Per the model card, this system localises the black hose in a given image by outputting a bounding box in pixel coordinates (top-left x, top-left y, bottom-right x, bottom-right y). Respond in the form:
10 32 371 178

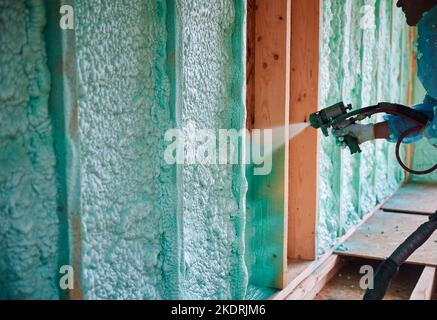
396 126 437 174
363 211 437 300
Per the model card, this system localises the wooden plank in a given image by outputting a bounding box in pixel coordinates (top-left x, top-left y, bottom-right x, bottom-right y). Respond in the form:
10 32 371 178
288 0 320 260
410 266 436 300
382 181 437 215
272 200 385 300
272 250 333 300
248 0 291 289
335 211 437 266
315 258 422 300
285 259 313 284
285 255 343 300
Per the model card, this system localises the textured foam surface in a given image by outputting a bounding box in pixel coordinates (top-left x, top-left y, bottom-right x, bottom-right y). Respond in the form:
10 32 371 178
317 0 411 255
75 0 176 299
74 0 247 299
411 71 437 182
411 139 437 182
0 0 59 299
175 0 247 299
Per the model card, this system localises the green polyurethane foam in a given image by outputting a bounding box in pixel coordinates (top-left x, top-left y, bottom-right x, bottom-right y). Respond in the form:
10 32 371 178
0 0 59 299
317 0 410 256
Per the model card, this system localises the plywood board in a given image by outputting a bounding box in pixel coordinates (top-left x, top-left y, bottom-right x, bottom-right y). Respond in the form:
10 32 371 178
335 211 437 266
382 181 437 215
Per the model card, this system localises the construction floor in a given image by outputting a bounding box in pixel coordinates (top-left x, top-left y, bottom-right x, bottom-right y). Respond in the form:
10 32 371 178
279 181 437 300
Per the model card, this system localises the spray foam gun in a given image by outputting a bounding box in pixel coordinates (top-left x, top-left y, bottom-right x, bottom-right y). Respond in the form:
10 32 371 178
309 102 437 174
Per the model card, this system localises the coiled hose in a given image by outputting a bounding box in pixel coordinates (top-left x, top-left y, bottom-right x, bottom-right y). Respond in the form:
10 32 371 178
396 125 437 175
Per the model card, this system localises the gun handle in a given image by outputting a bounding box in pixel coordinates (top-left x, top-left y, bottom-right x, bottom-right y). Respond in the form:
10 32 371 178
344 135 361 154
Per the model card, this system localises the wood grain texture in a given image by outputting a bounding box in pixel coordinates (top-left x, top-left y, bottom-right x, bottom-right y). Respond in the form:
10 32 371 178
335 211 437 266
273 201 384 300
285 255 343 300
288 0 319 260
382 181 437 215
246 0 256 130
248 0 291 289
405 27 418 182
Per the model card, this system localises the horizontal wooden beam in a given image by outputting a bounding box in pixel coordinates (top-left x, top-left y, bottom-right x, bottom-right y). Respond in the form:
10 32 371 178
285 255 343 300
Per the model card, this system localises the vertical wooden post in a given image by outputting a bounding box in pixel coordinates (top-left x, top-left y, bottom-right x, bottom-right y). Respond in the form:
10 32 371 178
288 0 320 260
248 0 291 289
45 0 83 299
246 0 256 131
405 27 418 182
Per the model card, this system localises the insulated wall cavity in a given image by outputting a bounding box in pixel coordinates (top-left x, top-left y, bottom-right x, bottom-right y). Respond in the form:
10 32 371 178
0 0 59 299
411 140 437 182
75 0 247 299
174 0 248 299
410 69 437 182
1 0 248 300
75 0 176 299
317 0 412 255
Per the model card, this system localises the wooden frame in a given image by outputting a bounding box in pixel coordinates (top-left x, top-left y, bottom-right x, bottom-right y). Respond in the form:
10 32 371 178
405 27 418 182
246 0 320 289
288 0 320 261
273 200 385 300
274 197 437 300
45 0 83 300
246 0 291 289
284 255 343 300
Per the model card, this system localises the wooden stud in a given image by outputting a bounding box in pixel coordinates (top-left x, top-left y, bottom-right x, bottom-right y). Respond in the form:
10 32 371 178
248 0 291 289
45 0 83 300
246 0 256 131
405 27 418 182
287 0 320 260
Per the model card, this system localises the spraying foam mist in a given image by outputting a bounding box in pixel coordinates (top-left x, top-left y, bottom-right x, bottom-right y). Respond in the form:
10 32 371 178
271 122 310 152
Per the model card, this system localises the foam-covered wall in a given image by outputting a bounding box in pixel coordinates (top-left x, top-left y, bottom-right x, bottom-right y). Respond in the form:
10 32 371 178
411 74 437 182
0 0 59 299
317 0 411 255
1 0 420 300
74 0 247 299
174 0 248 299
75 0 177 299
1 0 247 300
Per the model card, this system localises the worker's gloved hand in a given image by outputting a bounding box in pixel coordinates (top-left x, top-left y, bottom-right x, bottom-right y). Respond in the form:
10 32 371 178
333 124 375 148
